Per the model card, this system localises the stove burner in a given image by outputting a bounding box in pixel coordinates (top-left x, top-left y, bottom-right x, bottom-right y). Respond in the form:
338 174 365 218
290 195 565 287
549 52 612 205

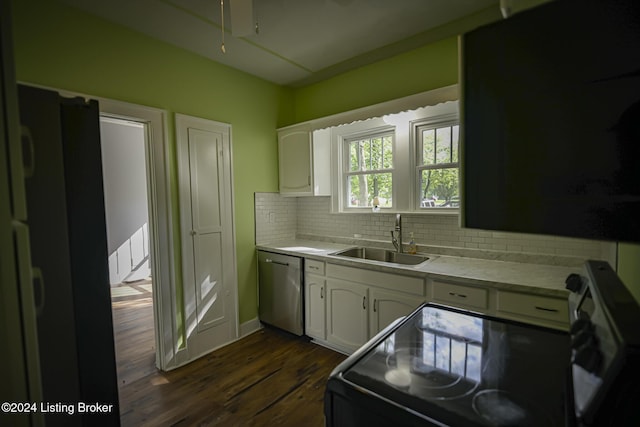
384 348 480 400
472 389 552 427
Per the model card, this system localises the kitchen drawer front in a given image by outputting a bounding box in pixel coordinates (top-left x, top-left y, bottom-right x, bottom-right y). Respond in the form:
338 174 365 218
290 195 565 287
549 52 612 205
497 291 568 324
305 259 325 275
326 264 424 296
432 281 488 310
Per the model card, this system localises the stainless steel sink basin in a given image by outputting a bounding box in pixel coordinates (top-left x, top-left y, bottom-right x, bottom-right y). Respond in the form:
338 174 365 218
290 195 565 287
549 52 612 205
331 247 429 265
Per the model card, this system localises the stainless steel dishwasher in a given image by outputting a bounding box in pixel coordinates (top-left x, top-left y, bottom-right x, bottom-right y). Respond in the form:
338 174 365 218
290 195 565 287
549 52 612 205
257 250 303 335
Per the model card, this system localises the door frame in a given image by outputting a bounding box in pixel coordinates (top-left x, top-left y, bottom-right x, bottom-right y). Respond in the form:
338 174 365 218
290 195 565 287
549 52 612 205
174 113 239 366
95 98 177 371
54 87 178 371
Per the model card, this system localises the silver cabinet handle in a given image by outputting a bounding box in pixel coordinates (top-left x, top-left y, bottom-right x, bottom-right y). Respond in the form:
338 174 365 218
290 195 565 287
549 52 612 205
373 299 377 312
449 292 467 298
265 258 289 267
190 230 197 236
535 306 559 313
362 296 366 310
320 287 324 299
309 265 319 270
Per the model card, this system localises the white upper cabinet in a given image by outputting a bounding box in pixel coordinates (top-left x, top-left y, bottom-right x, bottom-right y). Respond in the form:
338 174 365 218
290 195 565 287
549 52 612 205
278 123 331 197
278 123 312 196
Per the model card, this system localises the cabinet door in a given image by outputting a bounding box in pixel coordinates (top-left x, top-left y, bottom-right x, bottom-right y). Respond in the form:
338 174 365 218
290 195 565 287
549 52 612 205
278 124 312 196
305 273 325 340
326 279 368 353
369 288 423 337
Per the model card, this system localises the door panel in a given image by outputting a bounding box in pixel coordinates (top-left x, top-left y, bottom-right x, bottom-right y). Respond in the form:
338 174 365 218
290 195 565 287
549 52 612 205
188 128 222 231
326 279 368 352
369 288 422 337
305 273 325 340
177 114 237 365
194 232 224 331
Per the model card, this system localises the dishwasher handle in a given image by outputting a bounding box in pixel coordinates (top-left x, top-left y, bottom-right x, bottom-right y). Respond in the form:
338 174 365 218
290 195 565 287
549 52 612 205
265 258 290 267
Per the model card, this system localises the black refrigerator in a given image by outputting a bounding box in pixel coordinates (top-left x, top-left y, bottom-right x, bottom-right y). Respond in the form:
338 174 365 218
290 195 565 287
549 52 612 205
18 84 120 427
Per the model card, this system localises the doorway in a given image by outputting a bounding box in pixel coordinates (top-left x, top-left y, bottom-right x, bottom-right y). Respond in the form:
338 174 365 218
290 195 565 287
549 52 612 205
100 117 151 289
99 116 157 396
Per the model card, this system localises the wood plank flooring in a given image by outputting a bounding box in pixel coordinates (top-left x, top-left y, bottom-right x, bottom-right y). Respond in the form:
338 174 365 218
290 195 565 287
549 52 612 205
111 286 346 426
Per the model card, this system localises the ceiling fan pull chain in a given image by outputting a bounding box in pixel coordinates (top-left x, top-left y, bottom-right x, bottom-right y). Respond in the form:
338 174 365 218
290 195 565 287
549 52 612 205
220 0 226 53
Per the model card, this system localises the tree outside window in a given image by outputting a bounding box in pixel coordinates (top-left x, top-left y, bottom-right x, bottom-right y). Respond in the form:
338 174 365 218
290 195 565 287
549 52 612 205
418 124 459 208
345 132 394 208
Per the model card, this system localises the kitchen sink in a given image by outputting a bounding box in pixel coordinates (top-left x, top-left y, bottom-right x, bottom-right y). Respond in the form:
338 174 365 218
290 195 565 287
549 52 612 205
331 247 429 265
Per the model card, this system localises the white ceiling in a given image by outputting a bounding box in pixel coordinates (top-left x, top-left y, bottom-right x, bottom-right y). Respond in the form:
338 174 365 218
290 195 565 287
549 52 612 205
59 0 507 87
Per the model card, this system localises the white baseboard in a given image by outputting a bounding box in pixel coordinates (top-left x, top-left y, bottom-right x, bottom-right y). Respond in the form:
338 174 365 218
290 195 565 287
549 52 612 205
239 317 262 338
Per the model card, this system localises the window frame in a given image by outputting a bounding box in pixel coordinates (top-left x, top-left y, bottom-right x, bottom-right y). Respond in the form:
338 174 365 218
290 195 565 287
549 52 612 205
412 114 460 213
329 101 459 214
342 129 395 210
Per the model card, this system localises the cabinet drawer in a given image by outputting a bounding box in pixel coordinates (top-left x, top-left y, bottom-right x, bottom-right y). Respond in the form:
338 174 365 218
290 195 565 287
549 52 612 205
432 281 488 310
326 264 424 296
305 259 325 275
497 291 568 324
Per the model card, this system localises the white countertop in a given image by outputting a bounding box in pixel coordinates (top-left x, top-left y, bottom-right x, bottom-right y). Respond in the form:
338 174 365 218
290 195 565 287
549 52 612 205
256 239 580 297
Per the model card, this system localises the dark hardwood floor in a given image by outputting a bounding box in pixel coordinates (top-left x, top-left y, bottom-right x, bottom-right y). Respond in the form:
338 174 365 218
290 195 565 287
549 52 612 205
111 284 346 426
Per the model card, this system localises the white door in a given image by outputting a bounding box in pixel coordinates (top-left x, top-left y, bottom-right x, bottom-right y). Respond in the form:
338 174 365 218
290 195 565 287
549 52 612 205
369 288 422 337
304 273 326 340
326 278 368 353
176 114 238 364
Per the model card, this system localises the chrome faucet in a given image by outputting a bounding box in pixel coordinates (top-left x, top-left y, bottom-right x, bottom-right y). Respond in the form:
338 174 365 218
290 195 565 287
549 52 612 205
391 214 403 253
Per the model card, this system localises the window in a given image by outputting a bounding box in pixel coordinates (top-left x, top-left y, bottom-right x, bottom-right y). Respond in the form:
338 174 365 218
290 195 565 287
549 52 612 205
417 122 459 209
330 100 459 213
344 131 394 209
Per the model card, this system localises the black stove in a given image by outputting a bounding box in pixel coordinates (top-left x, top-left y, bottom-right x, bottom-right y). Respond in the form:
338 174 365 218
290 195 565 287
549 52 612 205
325 261 640 427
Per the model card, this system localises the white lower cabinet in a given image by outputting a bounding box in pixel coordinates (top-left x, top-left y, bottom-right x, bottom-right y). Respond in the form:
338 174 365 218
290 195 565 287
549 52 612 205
326 279 369 353
369 288 422 337
305 273 326 340
431 280 488 311
496 290 569 328
427 278 569 331
322 264 426 354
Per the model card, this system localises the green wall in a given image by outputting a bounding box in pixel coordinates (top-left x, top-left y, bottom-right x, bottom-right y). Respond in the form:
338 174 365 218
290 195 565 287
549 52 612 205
11 0 294 325
293 37 459 123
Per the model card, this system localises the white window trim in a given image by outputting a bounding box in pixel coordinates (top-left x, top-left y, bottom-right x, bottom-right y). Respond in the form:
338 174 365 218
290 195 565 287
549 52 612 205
411 114 460 214
331 119 394 213
331 101 459 214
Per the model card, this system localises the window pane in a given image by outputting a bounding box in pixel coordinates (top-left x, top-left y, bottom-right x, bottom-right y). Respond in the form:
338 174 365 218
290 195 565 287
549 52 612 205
347 173 392 207
382 136 393 169
420 168 459 208
361 139 371 171
372 137 382 169
349 141 359 171
422 129 435 165
348 135 393 172
452 125 459 162
436 127 452 164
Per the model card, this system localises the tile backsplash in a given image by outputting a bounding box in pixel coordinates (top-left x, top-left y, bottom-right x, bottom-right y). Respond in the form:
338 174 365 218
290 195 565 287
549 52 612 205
254 193 298 244
255 193 616 266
